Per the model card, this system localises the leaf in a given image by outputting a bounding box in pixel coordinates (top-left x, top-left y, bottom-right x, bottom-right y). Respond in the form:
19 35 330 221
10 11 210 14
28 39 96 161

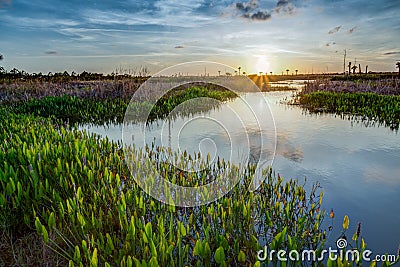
238 250 246 263
145 222 153 241
42 226 49 243
204 242 211 260
35 217 43 234
106 233 115 251
214 246 225 264
149 238 157 258
361 238 366 250
343 215 349 230
48 212 56 229
193 240 203 257
178 221 186 237
327 255 335 267
90 248 98 267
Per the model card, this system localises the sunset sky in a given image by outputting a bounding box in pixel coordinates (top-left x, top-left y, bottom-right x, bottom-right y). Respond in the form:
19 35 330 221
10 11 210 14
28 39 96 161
1 0 399 75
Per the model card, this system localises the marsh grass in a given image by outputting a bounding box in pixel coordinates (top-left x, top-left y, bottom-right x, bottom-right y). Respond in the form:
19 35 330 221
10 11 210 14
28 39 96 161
295 79 400 130
3 86 236 125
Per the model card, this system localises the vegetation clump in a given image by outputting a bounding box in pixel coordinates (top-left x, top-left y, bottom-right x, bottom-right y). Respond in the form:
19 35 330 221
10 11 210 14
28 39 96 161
3 86 236 125
296 79 400 130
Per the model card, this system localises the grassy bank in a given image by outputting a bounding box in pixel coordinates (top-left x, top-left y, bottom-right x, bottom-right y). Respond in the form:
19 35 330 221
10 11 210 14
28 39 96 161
296 77 400 130
298 92 400 130
4 86 236 125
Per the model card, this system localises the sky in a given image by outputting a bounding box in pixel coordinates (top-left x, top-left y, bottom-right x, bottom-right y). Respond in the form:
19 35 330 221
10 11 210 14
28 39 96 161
1 0 399 75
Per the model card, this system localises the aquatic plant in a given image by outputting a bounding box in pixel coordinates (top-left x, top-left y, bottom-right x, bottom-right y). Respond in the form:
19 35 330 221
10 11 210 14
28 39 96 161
330 215 399 267
0 108 327 266
297 91 400 130
302 79 400 96
4 86 236 125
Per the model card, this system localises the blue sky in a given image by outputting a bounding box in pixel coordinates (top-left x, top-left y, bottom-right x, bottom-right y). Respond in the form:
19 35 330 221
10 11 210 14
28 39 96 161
1 0 399 74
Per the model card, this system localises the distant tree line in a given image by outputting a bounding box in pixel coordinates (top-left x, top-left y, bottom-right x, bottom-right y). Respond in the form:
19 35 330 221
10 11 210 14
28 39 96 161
0 66 150 83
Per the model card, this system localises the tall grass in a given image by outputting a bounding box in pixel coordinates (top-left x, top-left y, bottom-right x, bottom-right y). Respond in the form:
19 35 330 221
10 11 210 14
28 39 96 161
4 86 236 125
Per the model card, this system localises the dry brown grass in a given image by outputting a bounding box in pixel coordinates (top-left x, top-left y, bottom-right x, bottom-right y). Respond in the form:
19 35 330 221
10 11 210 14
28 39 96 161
0 230 68 266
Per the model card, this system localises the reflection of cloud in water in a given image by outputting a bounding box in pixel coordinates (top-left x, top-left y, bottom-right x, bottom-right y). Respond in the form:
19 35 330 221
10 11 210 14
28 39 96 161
363 165 400 186
274 132 304 163
243 127 303 165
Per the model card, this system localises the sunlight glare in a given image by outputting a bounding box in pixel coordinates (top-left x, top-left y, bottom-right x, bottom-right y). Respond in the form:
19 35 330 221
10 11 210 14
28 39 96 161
255 55 270 74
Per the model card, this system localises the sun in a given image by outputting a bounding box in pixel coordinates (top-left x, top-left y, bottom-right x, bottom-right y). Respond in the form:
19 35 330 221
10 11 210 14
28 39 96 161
254 55 270 74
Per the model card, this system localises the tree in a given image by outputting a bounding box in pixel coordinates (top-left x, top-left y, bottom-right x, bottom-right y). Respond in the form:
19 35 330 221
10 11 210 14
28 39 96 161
270 72 272 75
348 62 352 75
218 70 221 76
259 71 263 76
0 54 3 60
351 65 357 74
365 65 368 74
295 69 298 75
396 62 400 77
238 66 241 75
286 69 289 75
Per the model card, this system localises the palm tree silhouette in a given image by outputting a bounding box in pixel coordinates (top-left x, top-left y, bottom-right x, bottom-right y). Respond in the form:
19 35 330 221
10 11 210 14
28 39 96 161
286 69 289 75
270 72 272 75
351 65 357 74
238 66 241 75
295 69 298 75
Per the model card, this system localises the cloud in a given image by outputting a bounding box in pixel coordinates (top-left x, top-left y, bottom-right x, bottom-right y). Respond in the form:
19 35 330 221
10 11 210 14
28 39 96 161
0 0 11 8
383 51 400 55
348 26 357 34
328 25 342 34
243 10 272 21
45 51 58 55
276 0 289 7
274 0 296 15
233 0 273 21
174 45 184 49
235 0 258 13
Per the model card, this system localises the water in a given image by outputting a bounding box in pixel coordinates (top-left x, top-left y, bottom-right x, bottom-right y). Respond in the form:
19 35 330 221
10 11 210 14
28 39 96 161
80 84 400 256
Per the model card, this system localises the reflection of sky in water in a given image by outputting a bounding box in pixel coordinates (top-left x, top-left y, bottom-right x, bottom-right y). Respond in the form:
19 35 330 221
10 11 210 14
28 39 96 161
80 88 400 255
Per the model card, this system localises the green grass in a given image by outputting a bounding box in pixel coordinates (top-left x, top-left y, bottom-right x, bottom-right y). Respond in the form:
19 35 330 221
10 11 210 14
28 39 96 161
298 91 400 130
4 86 237 125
